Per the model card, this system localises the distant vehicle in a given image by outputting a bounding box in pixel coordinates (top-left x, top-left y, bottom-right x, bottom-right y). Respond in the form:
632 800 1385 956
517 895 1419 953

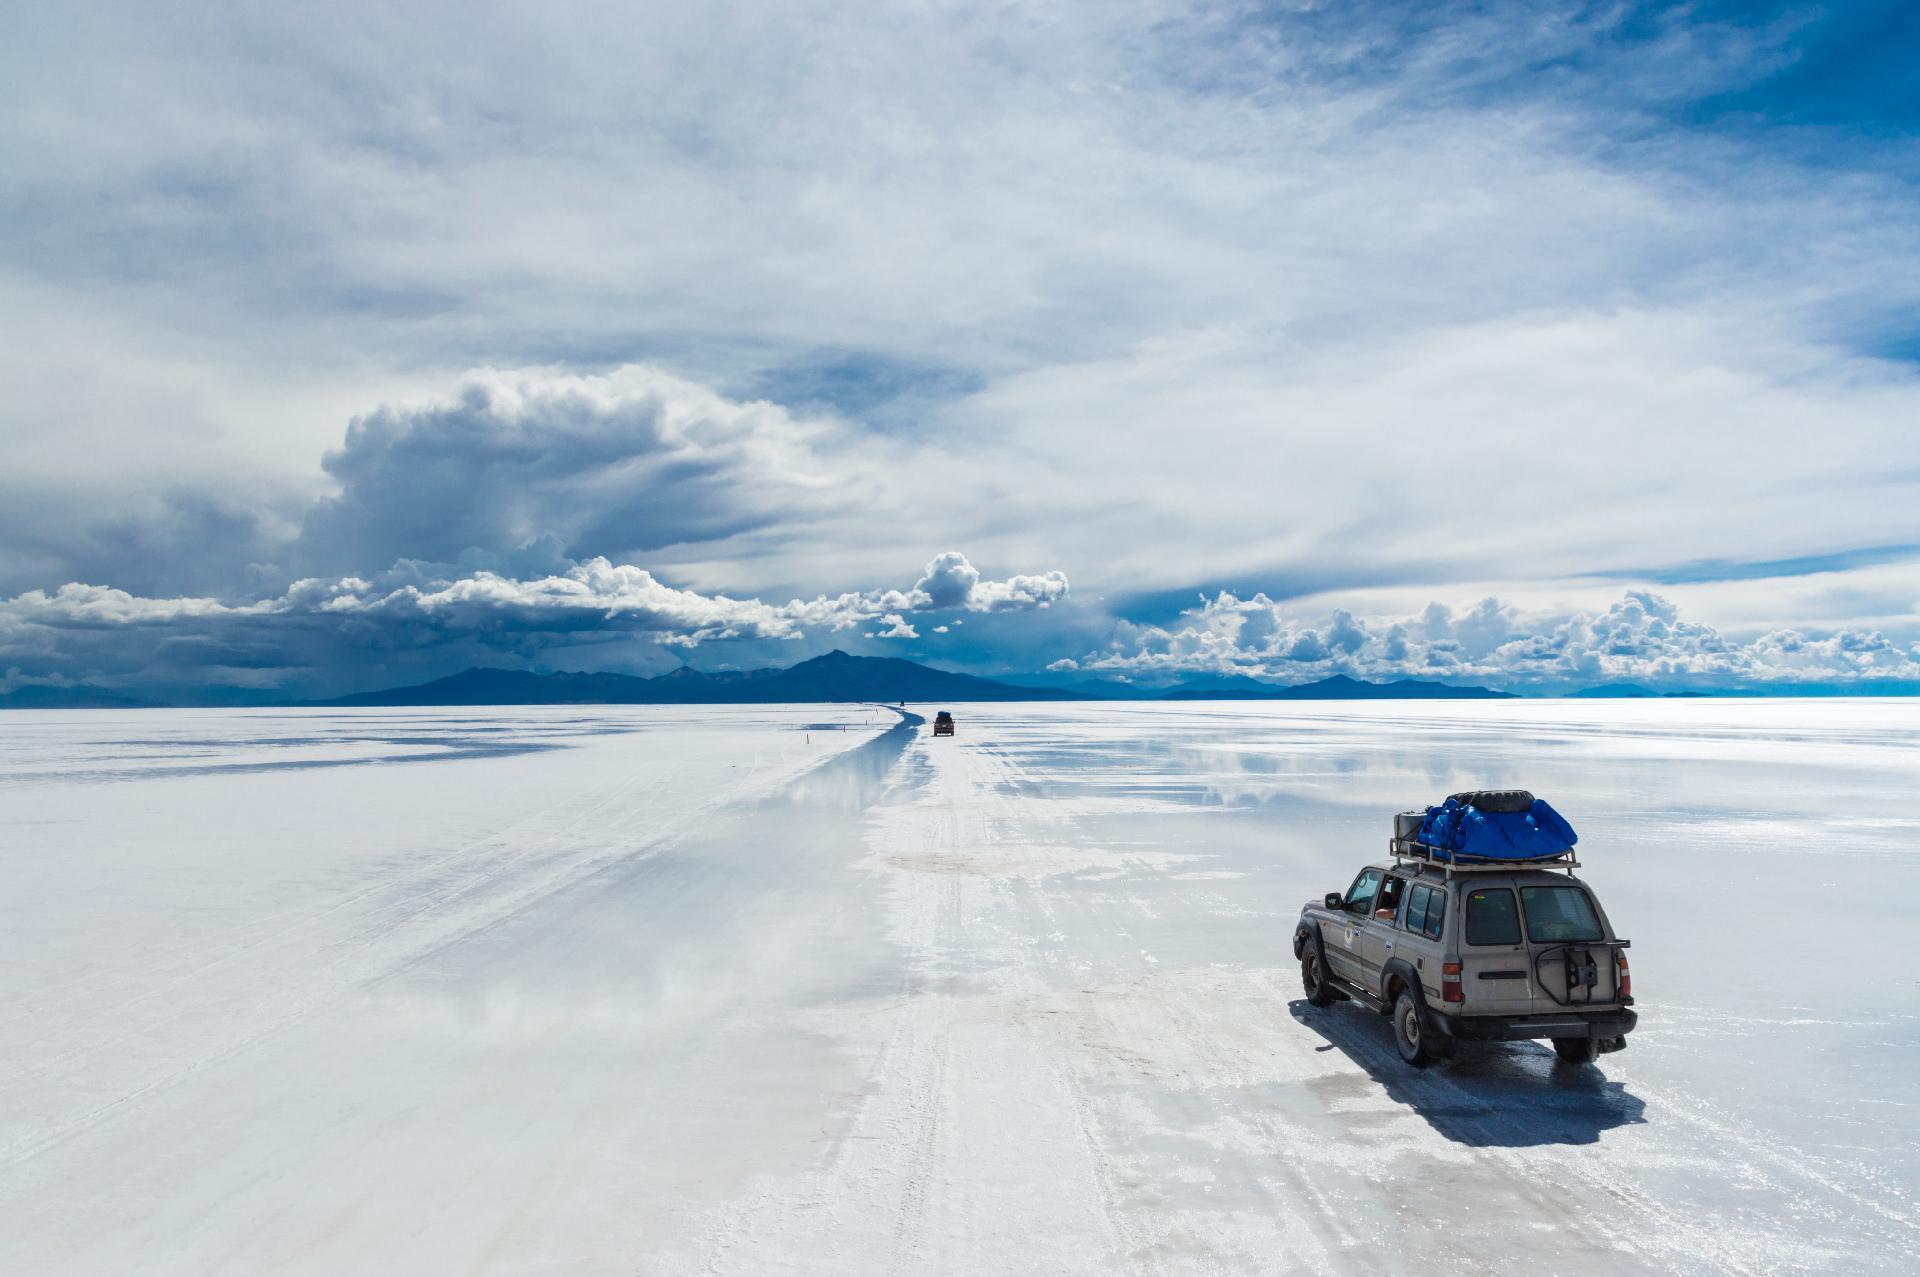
1294 790 1635 1068
932 711 955 737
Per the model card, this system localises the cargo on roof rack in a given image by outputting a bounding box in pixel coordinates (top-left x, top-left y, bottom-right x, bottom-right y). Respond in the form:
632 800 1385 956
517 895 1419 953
1388 789 1581 871
1389 837 1579 874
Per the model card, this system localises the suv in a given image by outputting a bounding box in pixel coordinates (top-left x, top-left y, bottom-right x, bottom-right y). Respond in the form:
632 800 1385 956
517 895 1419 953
932 711 955 737
1293 807 1636 1068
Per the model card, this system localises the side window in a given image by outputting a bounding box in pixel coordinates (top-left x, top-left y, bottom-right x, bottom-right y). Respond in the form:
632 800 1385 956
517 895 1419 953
1423 890 1446 940
1404 883 1430 934
1465 888 1521 945
1345 868 1382 916
1374 875 1407 921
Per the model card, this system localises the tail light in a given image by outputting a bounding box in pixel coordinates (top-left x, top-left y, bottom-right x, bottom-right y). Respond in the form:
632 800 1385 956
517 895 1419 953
1615 950 1631 999
1441 962 1463 1003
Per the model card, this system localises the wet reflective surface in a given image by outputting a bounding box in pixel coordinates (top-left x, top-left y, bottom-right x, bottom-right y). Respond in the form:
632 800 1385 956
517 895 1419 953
856 700 1920 1273
1 700 1914 1274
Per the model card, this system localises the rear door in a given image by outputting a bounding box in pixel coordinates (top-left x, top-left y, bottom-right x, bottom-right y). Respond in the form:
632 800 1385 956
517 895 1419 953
1519 883 1623 1007
1456 882 1535 1015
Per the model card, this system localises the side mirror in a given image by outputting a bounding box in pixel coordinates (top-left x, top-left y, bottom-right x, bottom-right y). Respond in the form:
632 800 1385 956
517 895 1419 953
1324 893 1343 910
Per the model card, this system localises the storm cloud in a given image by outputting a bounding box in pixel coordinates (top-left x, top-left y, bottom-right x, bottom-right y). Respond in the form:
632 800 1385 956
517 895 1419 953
294 366 866 577
0 551 1069 696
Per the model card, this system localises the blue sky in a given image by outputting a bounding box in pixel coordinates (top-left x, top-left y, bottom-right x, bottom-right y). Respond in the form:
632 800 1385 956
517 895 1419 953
2 1 1917 697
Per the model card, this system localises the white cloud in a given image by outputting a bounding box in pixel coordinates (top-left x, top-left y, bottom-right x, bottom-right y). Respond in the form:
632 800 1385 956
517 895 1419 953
2 3 1918 677
967 569 1070 613
783 553 1068 630
0 550 1064 688
912 553 979 609
1057 589 1920 689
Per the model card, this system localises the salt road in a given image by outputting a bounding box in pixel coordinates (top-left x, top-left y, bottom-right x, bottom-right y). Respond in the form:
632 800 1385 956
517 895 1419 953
2 701 1915 1274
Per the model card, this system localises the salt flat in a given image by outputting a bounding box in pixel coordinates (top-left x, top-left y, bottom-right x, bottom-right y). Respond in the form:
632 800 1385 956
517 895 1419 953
2 700 1915 1274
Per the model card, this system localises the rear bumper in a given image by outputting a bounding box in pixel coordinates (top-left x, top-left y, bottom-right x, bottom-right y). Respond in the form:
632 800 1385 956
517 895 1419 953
1430 1008 1637 1043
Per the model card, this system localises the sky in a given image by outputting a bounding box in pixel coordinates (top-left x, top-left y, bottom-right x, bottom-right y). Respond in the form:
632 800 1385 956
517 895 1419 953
3 0 1919 699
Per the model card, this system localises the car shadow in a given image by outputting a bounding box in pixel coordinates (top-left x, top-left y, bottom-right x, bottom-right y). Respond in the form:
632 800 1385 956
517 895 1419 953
1288 998 1647 1148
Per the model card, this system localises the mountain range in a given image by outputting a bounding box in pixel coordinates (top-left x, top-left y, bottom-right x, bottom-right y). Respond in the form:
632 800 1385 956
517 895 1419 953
0 684 155 710
1158 672 1513 701
313 650 1092 706
15 651 1909 709
308 653 1516 706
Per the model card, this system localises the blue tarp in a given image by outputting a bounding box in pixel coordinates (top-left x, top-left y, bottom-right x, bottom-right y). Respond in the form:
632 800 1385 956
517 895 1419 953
1415 796 1578 862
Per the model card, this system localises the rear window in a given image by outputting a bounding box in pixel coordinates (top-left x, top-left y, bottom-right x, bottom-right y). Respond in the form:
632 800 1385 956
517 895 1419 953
1520 886 1604 943
1404 883 1446 939
1464 888 1521 946
1404 883 1430 935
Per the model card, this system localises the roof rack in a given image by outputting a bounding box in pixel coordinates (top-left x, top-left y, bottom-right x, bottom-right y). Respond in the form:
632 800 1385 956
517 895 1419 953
1389 836 1580 877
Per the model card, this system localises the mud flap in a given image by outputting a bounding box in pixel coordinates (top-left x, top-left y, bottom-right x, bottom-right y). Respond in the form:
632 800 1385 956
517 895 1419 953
1419 1004 1457 1046
1596 1035 1628 1055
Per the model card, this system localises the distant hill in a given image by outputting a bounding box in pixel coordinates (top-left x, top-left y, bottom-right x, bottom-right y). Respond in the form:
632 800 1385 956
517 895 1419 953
1567 682 1659 698
0 684 153 710
1019 677 1166 700
745 652 1089 703
1161 673 1514 701
315 650 1092 707
322 661 1513 707
320 667 661 707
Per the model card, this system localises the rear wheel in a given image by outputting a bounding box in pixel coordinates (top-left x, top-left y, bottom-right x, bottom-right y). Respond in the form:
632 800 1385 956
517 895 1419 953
1553 1036 1600 1066
1392 990 1434 1067
1301 949 1335 1007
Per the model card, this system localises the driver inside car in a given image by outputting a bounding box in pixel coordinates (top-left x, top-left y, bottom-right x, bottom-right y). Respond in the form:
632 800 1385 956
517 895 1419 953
1372 875 1405 922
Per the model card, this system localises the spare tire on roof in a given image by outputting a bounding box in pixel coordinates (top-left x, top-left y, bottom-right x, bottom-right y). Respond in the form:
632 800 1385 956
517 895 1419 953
1447 789 1534 814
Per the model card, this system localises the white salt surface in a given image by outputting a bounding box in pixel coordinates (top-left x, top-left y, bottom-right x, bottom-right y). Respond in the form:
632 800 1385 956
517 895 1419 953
2 699 1915 1274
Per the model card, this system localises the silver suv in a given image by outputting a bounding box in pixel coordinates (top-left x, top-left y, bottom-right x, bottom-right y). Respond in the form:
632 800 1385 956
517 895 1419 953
1293 798 1636 1068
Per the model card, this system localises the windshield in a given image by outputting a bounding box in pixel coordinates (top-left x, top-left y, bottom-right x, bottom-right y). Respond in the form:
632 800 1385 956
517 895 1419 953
1520 886 1604 942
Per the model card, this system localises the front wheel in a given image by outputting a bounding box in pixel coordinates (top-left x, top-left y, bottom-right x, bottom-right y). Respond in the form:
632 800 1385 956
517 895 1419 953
1553 1036 1600 1066
1393 991 1435 1068
1301 949 1335 1007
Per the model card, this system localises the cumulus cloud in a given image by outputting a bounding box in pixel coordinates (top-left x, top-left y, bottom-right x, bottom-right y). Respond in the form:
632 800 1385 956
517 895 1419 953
967 570 1071 613
1055 590 1920 690
912 553 979 609
5 3 1920 690
294 366 864 578
906 552 1069 614
0 551 1066 693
